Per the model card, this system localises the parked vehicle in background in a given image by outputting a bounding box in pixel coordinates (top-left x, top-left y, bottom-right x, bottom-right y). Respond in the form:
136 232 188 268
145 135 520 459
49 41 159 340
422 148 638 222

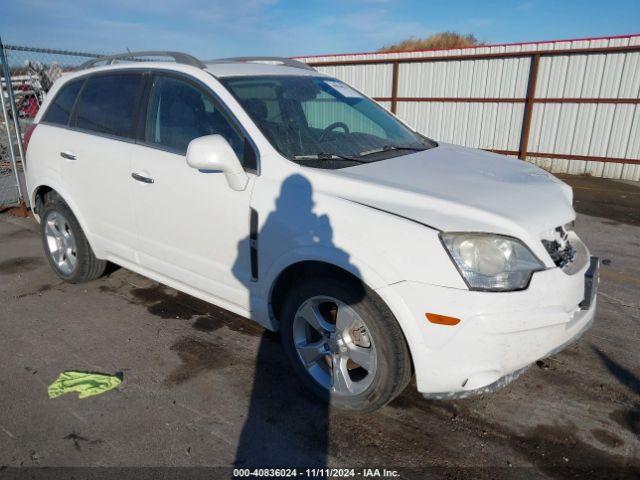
24 52 598 412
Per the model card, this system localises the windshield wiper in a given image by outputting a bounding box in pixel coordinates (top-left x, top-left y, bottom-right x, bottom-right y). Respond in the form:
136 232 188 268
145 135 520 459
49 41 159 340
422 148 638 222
293 152 367 163
357 144 426 157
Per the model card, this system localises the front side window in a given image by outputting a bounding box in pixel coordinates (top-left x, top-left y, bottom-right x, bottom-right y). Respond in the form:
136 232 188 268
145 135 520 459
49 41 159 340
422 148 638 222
43 79 83 126
145 75 244 157
74 74 142 138
221 75 436 169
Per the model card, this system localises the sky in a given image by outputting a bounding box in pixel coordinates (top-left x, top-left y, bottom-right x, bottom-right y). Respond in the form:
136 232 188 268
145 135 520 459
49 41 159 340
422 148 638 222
0 0 638 59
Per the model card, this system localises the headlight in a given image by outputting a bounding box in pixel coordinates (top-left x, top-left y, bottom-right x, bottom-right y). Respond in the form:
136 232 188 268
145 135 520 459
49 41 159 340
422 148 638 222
440 233 544 291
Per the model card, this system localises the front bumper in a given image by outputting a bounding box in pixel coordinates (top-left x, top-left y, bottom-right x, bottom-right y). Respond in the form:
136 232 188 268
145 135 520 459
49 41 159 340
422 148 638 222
375 254 599 397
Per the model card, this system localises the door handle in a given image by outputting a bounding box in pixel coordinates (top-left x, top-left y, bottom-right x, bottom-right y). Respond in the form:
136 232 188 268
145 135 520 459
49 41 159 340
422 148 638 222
131 172 154 184
60 151 76 160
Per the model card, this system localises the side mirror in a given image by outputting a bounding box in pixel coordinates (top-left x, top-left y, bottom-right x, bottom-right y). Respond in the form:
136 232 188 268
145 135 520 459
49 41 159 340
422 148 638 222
186 135 249 191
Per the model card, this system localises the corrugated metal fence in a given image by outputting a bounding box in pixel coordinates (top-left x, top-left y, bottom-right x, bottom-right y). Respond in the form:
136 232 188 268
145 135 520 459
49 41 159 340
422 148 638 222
296 34 640 180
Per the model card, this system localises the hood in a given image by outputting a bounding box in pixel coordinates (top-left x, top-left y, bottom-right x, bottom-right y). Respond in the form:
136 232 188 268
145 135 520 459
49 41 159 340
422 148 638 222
315 143 575 240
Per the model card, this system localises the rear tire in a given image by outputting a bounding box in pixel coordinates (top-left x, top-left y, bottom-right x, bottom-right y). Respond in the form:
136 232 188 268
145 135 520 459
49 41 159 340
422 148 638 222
40 195 106 283
279 271 412 413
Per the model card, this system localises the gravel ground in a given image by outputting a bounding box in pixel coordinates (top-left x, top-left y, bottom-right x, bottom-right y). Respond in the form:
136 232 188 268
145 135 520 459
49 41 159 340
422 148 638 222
0 174 638 479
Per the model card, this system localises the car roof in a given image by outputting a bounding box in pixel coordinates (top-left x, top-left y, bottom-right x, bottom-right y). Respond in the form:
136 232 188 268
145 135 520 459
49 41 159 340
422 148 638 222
57 61 327 88
73 52 323 79
204 61 323 78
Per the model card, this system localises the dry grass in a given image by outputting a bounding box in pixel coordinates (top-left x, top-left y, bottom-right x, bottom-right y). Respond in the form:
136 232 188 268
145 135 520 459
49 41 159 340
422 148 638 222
379 32 485 52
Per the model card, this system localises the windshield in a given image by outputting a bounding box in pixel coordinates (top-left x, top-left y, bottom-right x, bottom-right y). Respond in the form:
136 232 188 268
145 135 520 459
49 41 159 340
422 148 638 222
220 75 436 169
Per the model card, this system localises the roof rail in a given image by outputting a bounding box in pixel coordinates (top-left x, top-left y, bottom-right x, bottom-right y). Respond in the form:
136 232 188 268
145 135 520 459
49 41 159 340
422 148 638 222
79 51 206 70
209 56 315 71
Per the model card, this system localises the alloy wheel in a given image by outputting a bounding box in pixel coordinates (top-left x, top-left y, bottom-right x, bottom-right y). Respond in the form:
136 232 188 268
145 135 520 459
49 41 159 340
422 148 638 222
292 296 377 396
44 210 77 276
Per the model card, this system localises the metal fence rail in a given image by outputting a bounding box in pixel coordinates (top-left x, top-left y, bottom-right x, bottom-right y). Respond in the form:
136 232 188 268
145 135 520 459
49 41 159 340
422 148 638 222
299 34 640 180
0 41 104 212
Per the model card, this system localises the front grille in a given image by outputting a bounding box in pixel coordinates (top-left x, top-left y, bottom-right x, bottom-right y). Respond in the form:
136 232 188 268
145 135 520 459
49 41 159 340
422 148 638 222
542 226 576 268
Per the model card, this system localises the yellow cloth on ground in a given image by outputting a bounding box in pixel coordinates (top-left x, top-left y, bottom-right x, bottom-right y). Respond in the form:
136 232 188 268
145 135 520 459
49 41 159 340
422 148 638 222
48 371 122 399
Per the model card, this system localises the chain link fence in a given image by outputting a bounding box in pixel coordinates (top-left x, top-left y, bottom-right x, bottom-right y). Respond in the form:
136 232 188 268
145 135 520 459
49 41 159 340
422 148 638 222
0 43 106 211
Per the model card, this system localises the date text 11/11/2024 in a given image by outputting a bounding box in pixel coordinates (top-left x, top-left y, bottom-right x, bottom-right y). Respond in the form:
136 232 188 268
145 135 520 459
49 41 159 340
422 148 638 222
232 468 401 477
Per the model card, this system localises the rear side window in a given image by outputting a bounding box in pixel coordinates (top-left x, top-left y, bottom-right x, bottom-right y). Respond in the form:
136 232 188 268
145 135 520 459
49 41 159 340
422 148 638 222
43 80 83 126
74 74 142 138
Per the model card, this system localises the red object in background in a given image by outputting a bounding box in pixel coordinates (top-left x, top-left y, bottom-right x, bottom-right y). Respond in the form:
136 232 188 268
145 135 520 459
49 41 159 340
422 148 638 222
17 83 40 119
19 96 40 118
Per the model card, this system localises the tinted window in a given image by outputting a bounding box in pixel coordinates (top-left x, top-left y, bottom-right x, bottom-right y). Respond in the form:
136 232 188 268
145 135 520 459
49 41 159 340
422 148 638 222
145 76 244 157
75 74 142 138
43 80 83 126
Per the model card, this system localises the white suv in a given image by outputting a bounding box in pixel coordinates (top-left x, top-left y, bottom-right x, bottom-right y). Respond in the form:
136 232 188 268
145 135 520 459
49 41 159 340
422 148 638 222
25 52 598 412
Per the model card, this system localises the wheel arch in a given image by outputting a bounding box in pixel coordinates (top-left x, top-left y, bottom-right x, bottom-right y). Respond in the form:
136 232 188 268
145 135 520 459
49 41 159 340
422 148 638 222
32 184 54 216
269 259 416 391
31 183 99 255
265 253 417 371
269 260 367 323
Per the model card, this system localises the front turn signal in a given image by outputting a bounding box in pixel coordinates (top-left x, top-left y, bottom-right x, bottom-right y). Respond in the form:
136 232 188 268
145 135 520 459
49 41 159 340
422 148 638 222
426 313 461 326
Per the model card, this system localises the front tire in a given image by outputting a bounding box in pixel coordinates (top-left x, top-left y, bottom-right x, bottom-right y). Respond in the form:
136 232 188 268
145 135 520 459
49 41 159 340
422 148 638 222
279 272 412 412
40 195 107 283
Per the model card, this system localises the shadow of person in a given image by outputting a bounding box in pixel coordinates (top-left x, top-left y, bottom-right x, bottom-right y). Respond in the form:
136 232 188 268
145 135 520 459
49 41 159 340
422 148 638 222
592 346 640 397
592 345 640 436
231 174 362 471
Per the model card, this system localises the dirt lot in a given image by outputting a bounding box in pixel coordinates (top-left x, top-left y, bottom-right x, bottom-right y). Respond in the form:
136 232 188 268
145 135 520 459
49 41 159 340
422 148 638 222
0 175 639 479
